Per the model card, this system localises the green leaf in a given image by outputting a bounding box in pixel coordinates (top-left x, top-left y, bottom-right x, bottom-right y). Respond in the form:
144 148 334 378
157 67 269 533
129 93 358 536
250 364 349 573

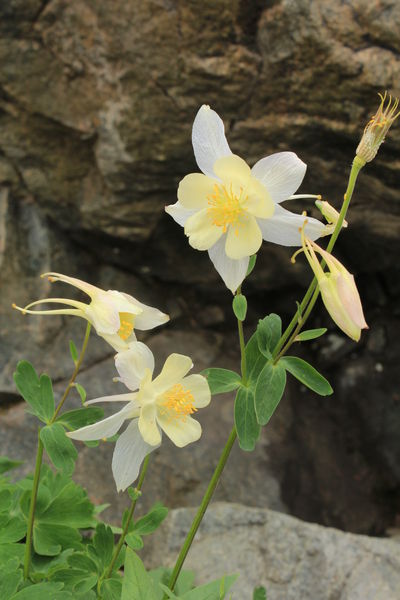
133 503 168 536
232 294 247 321
69 340 78 364
0 565 22 600
280 356 333 396
234 387 260 452
40 424 78 475
0 516 26 543
101 578 122 600
89 524 114 572
11 582 72 599
245 333 267 385
254 362 286 426
55 407 104 431
121 548 157 600
295 328 327 342
0 457 23 475
34 523 82 556
202 369 241 395
180 574 238 599
149 568 195 599
13 362 55 424
125 532 144 550
0 544 25 565
257 314 282 358
253 586 267 600
246 254 257 276
74 383 87 405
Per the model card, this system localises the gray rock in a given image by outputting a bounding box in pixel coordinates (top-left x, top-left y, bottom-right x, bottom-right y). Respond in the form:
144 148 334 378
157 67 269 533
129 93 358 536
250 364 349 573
144 502 400 600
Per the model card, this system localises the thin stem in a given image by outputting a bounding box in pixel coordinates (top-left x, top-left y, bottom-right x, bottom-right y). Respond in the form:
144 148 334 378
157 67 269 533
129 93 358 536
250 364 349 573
103 455 150 580
22 322 92 580
52 322 92 422
273 157 364 359
23 433 43 579
165 427 237 595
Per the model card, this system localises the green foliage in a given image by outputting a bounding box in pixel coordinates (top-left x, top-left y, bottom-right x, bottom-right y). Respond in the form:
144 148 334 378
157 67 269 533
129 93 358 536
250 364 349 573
74 383 87 405
0 457 23 475
234 386 260 452
254 362 286 426
257 314 282 359
295 328 327 342
69 340 78 365
55 407 104 431
149 568 195 599
40 424 78 476
253 586 267 600
232 294 247 321
280 356 333 396
159 573 238 599
19 466 95 556
121 548 157 600
202 369 241 395
11 582 72 599
88 523 115 572
246 254 257 276
133 503 168 536
13 362 55 424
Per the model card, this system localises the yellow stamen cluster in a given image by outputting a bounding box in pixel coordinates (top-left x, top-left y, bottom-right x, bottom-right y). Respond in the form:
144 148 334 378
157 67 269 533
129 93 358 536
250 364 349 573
160 384 197 421
356 92 400 163
207 183 247 234
117 312 134 340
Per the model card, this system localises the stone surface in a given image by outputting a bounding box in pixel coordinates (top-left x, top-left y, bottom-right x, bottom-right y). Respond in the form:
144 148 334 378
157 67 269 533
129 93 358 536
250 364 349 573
0 0 400 538
144 502 400 600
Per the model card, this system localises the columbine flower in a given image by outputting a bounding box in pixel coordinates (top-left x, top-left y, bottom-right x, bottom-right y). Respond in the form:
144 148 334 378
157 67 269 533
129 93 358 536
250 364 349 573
67 342 210 491
356 92 399 164
166 105 326 292
12 273 169 352
297 231 368 341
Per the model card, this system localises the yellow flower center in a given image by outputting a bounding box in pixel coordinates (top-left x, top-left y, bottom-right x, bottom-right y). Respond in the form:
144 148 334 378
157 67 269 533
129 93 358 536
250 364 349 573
160 384 197 421
207 183 248 233
117 312 135 340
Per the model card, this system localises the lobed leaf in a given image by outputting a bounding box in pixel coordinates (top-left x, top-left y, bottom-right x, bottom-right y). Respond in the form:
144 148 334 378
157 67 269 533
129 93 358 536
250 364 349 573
13 362 55 424
40 424 78 476
55 407 104 431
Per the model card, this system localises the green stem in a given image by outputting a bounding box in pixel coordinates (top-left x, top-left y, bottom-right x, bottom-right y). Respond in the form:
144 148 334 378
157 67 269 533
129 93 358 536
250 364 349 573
103 455 150 581
52 322 92 422
165 427 237 595
23 433 43 579
22 322 92 580
273 157 364 359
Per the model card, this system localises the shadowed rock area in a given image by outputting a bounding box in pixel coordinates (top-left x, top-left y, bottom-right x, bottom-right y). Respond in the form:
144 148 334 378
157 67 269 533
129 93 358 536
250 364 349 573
1 0 399 541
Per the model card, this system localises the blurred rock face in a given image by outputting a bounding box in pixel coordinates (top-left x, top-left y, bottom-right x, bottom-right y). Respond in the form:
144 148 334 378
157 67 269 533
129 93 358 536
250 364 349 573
0 1 399 534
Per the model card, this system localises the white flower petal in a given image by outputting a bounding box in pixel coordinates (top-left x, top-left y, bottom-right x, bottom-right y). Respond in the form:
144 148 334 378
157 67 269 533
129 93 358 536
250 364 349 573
181 374 211 408
138 403 162 446
165 201 198 227
225 215 262 259
99 331 135 352
85 294 121 334
208 235 249 293
258 204 326 246
153 354 193 394
251 152 306 204
184 208 224 251
66 404 132 441
115 343 155 391
112 419 158 492
119 293 169 331
157 413 201 448
105 290 143 315
192 105 232 178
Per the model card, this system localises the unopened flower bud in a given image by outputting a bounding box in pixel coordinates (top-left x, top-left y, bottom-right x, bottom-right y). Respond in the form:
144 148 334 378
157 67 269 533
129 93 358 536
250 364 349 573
356 91 399 164
315 200 348 228
299 231 368 341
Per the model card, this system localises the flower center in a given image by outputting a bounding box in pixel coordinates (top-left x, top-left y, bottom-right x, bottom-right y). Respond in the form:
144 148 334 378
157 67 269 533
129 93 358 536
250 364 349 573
117 312 135 340
160 384 197 421
207 183 248 233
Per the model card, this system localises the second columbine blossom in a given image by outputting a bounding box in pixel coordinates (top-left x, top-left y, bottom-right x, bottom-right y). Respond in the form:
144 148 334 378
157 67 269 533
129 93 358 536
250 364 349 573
13 272 169 352
67 342 211 491
166 105 327 293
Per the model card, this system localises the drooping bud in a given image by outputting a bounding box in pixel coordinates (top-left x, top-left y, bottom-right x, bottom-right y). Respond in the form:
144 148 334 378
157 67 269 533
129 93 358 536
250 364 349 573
315 199 348 230
356 91 399 164
299 231 368 341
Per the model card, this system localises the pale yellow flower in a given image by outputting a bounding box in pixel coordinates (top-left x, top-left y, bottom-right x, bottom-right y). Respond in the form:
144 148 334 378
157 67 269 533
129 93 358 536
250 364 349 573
67 342 210 491
13 272 169 351
166 105 326 292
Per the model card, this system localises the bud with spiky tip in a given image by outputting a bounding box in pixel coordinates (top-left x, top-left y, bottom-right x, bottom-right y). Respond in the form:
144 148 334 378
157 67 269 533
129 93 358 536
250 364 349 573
356 91 399 165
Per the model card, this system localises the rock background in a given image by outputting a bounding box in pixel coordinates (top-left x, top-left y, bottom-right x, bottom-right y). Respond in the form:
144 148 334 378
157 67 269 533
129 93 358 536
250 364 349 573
1 0 400 543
